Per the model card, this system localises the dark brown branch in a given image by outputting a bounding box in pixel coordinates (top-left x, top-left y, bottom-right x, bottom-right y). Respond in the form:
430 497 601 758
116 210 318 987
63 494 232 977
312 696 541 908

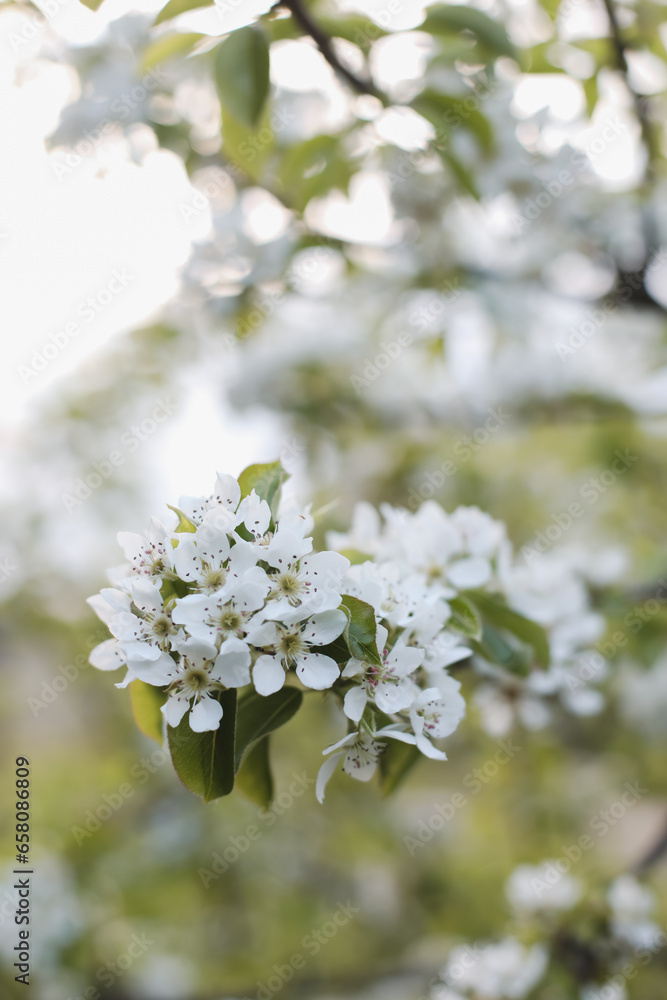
600 0 654 167
634 810 667 874
276 0 385 100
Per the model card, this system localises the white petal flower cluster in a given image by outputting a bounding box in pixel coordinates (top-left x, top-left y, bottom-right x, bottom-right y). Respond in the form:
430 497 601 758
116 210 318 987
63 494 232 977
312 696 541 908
88 473 350 733
317 501 505 799
436 938 548 1000
327 498 611 749
429 866 661 1000
87 476 608 803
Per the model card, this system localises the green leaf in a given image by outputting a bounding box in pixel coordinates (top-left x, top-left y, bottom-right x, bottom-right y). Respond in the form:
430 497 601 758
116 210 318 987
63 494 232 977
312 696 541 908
155 0 213 26
237 460 285 516
468 591 551 668
167 689 237 801
140 33 206 73
522 42 567 74
421 5 517 59
582 74 598 118
234 687 303 771
279 134 353 211
448 595 482 640
411 90 493 152
167 504 197 533
317 14 387 53
379 740 422 795
440 149 480 198
235 737 273 807
214 26 270 129
340 594 381 666
78 0 105 10
160 578 191 606
130 681 167 743
220 104 275 183
471 624 530 675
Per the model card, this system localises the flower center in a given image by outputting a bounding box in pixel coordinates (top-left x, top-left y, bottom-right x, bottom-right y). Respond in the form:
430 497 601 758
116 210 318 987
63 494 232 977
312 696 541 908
278 628 306 665
417 703 441 731
347 736 382 770
275 571 306 605
150 615 172 637
187 668 209 690
202 565 227 591
216 607 242 633
363 656 394 690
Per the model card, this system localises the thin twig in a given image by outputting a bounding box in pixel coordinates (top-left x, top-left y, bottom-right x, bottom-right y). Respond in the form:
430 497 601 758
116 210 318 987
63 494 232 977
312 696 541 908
276 0 385 100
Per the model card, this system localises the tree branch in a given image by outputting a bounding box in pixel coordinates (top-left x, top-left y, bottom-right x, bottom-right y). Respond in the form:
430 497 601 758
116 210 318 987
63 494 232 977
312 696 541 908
600 0 653 156
276 0 385 101
633 810 667 874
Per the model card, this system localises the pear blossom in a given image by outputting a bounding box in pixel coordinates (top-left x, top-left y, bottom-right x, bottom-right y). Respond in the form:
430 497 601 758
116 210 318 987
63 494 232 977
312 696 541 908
441 937 548 999
159 638 236 732
261 544 349 621
316 723 423 801
342 625 423 722
177 472 242 526
116 518 176 583
248 610 347 695
108 579 180 660
506 861 582 913
171 569 269 651
409 682 466 757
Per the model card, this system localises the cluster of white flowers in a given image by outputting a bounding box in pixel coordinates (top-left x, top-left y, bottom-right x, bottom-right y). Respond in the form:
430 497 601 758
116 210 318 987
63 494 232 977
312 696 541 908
480 546 613 735
317 502 503 799
88 473 351 733
87 477 613 802
87 474 478 800
429 866 663 1000
326 499 608 750
432 938 548 1000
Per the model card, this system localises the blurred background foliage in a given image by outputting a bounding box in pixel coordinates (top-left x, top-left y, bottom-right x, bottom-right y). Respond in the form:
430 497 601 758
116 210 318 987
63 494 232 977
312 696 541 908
3 0 667 995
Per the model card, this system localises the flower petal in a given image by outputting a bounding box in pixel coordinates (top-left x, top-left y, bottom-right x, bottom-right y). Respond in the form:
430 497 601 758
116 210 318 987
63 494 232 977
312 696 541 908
302 609 348 646
89 639 125 672
161 694 190 728
316 752 345 803
253 655 285 696
127 652 175 686
213 649 251 688
447 556 491 590
295 652 340 690
343 686 368 723
189 694 223 732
